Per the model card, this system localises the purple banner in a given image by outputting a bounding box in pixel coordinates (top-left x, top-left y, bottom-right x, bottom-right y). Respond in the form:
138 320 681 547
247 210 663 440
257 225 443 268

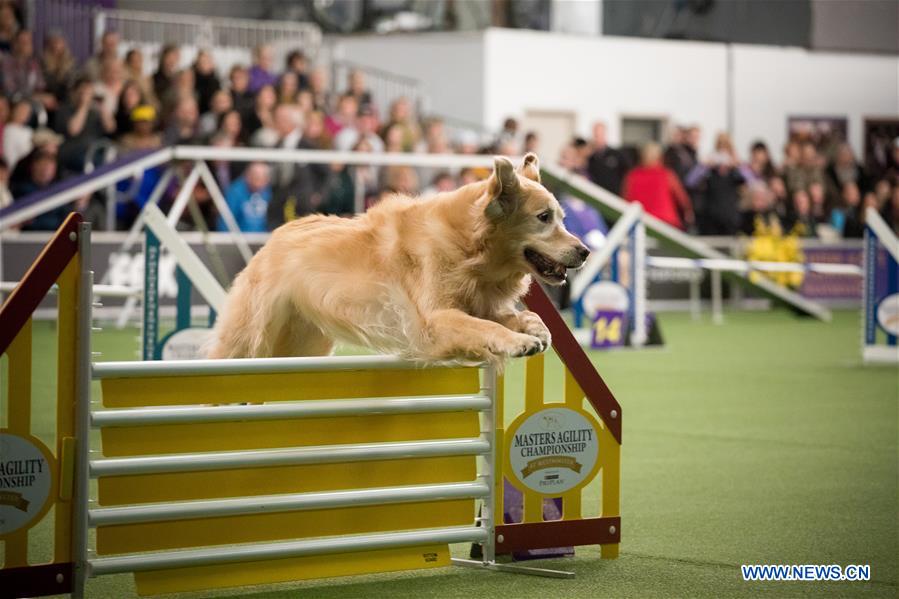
799 247 863 301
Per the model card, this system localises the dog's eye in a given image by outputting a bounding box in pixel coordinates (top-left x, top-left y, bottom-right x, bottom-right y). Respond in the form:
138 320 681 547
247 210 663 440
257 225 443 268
537 211 552 223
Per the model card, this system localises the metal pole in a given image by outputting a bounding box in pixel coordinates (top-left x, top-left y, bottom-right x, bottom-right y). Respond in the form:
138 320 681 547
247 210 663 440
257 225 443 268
711 269 724 325
71 223 93 598
632 220 647 347
689 275 701 321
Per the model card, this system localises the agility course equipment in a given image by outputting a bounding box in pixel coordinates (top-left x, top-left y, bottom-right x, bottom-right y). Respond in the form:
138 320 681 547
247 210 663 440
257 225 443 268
862 207 899 363
1 216 622 597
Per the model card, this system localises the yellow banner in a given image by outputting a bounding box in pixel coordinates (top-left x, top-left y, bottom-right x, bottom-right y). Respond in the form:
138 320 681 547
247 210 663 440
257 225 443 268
520 456 582 478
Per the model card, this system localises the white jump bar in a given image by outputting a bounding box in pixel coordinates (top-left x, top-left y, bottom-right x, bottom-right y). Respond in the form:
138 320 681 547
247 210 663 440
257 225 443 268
90 436 491 477
88 525 488 576
646 256 863 275
89 480 490 527
0 282 140 298
92 354 466 378
91 395 491 427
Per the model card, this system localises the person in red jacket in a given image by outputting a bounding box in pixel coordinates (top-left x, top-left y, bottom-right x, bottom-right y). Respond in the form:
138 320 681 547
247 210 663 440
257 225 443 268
623 142 695 230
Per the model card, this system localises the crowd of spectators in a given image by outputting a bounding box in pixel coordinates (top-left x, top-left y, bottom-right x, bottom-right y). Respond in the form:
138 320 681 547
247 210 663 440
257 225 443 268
0 15 523 231
557 121 899 239
1 8 897 240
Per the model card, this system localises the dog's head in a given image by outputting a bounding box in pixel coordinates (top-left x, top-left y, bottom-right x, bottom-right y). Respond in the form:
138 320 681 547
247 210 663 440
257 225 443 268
484 153 590 285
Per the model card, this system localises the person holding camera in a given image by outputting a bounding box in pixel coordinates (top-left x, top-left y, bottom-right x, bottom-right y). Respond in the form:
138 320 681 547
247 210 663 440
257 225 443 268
53 76 115 173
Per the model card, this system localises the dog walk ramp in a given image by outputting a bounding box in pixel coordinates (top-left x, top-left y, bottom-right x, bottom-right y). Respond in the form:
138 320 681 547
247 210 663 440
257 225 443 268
540 164 831 321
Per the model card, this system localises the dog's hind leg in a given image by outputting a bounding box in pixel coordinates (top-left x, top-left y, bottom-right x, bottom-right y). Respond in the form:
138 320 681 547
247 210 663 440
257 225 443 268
275 316 335 357
418 309 545 366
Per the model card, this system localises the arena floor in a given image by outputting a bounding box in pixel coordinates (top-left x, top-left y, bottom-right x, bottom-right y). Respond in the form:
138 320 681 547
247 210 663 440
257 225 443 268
5 309 897 598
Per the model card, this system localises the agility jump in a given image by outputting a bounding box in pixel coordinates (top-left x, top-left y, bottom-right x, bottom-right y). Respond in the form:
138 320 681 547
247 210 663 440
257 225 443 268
0 215 622 597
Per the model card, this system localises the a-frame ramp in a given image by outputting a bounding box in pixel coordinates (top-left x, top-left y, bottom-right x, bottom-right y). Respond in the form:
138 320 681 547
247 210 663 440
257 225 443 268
541 164 831 321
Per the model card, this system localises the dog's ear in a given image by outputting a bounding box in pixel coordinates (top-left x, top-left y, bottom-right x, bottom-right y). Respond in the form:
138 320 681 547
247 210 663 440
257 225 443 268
486 156 520 219
518 152 541 183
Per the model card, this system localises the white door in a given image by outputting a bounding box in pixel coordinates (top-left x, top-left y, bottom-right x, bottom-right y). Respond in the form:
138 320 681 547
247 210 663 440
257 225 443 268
521 110 577 166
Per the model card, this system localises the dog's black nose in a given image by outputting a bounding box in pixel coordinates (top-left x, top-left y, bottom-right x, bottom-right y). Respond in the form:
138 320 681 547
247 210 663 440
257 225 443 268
577 245 591 261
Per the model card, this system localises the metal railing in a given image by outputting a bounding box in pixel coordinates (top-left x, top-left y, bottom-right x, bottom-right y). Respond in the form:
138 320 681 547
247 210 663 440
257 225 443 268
331 59 425 116
94 8 322 56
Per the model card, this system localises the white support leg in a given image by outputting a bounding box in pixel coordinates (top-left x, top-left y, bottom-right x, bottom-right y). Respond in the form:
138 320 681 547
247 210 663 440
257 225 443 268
166 163 203 229
711 269 724 325
632 220 647 347
196 160 254 264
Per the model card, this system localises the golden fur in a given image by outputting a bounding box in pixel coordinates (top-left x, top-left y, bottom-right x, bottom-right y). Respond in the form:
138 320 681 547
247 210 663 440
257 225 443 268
206 153 589 366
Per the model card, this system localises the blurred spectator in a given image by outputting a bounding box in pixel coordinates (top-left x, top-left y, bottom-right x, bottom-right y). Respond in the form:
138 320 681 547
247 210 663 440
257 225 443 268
496 117 519 150
55 77 115 172
319 161 355 215
3 99 32 169
277 71 299 105
9 127 61 189
523 131 539 154
199 89 233 138
41 32 76 104
687 149 745 235
380 97 420 152
220 161 271 232
787 189 816 237
744 141 776 182
380 165 419 197
285 50 310 91
0 92 8 138
124 48 156 106
0 1 18 53
768 175 789 222
302 110 330 149
422 171 456 196
119 105 161 152
83 30 119 81
248 44 277 94
296 89 314 115
0 157 11 210
836 182 865 238
162 95 199 145
808 181 828 225
420 118 450 153
161 68 196 119
886 185 899 234
826 143 868 199
586 121 627 195
383 123 405 153
309 66 333 112
193 50 221 114
345 69 373 108
115 80 144 136
334 104 384 152
740 181 779 235
664 125 700 184
94 56 125 115
216 109 243 146
152 44 181 102
623 142 694 230
267 104 321 226
228 64 254 117
784 141 825 193
244 84 276 142
12 150 70 229
325 94 358 137
2 30 54 109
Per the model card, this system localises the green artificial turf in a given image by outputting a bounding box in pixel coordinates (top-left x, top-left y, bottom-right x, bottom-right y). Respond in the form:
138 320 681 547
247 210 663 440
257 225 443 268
2 310 897 598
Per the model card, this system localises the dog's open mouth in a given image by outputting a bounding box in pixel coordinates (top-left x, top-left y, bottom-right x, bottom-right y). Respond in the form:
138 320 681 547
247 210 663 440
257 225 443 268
524 248 568 284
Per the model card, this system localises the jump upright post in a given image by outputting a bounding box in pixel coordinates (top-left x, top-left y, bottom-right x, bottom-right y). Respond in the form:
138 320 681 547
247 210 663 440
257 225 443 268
2 215 623 597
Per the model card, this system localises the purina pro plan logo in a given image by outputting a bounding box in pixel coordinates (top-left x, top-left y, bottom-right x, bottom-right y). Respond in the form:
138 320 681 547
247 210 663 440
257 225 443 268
0 432 54 536
506 406 601 496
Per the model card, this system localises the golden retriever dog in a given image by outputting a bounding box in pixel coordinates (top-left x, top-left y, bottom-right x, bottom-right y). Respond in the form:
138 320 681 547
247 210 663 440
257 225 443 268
206 153 589 366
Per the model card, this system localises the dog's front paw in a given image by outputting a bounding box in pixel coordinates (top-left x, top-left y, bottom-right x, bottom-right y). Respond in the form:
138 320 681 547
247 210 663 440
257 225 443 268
518 312 551 352
492 332 545 358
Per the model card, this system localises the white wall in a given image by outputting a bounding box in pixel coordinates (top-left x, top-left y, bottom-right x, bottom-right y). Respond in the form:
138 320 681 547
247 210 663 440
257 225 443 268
731 44 899 158
329 32 486 128
330 29 899 160
483 28 729 156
